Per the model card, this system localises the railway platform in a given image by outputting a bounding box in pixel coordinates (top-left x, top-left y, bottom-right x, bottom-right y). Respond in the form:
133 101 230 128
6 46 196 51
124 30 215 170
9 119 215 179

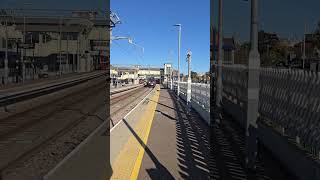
110 84 296 180
110 85 211 179
35 81 298 180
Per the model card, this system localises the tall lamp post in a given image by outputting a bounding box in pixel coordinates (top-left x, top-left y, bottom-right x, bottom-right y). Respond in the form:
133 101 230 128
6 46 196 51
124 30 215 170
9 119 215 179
21 3 32 82
245 0 260 170
22 16 26 82
173 24 181 96
215 0 224 124
59 16 62 77
210 0 215 127
4 16 8 85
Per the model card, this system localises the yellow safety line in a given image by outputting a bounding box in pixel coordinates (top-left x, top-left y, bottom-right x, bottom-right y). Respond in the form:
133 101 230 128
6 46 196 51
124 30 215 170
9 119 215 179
130 85 160 180
110 85 160 180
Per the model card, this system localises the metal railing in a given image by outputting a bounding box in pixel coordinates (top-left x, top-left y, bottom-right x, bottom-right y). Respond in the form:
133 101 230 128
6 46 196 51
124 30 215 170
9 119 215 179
165 80 210 125
221 64 320 158
191 83 210 111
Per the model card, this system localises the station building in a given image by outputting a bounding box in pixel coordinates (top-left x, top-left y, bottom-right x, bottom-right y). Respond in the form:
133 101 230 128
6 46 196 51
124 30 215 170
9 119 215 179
0 10 109 83
110 64 164 84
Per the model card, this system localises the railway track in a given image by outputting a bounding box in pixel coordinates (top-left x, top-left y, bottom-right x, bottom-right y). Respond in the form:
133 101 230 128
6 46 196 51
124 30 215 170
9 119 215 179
0 79 106 140
110 87 151 114
110 85 145 106
0 79 149 179
109 87 152 128
0 77 106 175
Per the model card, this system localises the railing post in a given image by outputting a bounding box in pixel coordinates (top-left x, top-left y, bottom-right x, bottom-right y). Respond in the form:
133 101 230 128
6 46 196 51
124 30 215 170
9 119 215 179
246 0 261 170
170 74 173 90
186 51 192 107
195 84 199 104
207 84 210 110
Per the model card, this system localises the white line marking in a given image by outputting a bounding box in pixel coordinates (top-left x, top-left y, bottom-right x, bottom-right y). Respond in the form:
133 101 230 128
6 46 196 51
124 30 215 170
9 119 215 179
110 88 155 132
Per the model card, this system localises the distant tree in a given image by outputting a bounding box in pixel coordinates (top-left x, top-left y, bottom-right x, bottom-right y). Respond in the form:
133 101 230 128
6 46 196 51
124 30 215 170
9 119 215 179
191 71 200 82
315 21 320 35
191 71 197 79
314 21 320 49
261 47 284 67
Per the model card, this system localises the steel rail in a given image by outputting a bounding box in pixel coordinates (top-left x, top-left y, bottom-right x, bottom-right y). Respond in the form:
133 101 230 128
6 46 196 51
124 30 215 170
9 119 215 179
0 72 107 107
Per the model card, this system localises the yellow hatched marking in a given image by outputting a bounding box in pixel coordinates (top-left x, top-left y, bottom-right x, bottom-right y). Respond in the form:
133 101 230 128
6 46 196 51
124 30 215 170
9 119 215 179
110 85 160 180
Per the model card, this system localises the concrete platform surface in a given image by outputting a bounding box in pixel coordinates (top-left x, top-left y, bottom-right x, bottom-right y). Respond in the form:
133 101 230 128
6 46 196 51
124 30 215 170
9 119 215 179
110 85 160 180
137 87 211 180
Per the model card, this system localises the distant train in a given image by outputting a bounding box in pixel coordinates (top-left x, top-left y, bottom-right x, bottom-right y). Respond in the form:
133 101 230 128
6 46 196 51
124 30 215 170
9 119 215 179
144 77 156 88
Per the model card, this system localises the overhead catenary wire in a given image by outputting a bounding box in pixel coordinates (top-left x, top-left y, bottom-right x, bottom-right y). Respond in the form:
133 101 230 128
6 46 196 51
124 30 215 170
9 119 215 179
112 40 143 65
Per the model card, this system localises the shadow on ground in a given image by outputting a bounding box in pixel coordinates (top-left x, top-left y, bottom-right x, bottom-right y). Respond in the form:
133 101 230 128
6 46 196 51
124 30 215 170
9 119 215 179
122 119 175 180
168 90 211 179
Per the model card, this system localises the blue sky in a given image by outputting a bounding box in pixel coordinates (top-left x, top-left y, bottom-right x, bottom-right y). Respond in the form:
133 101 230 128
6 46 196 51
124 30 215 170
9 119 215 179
213 0 320 42
111 0 210 74
2 0 320 72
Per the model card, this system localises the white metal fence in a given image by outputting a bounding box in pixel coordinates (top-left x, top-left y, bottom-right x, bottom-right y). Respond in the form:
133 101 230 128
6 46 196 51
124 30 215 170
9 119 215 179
164 80 210 125
221 64 320 157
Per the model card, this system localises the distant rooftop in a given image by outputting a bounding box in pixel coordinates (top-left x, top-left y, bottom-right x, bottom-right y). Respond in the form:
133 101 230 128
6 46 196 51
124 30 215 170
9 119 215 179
111 64 162 70
0 8 107 21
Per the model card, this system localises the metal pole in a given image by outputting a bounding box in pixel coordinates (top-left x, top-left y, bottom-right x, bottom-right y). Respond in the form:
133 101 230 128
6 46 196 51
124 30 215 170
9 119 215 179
59 17 62 76
4 17 8 85
77 33 80 73
67 33 69 73
33 47 35 79
31 33 35 80
16 42 19 83
246 0 260 170
167 74 169 88
22 16 26 82
210 0 215 127
170 66 173 90
187 50 192 106
73 53 75 72
216 0 223 116
98 30 101 71
303 23 306 69
216 0 223 104
178 25 181 96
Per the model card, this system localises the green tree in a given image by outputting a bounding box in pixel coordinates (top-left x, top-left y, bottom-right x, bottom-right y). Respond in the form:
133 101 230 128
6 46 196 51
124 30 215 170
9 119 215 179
314 21 320 49
261 47 284 67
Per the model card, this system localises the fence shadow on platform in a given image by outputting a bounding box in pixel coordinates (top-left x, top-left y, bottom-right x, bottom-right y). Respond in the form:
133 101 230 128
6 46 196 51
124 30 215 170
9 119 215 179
149 99 185 114
155 110 177 121
122 119 175 179
167 90 211 179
